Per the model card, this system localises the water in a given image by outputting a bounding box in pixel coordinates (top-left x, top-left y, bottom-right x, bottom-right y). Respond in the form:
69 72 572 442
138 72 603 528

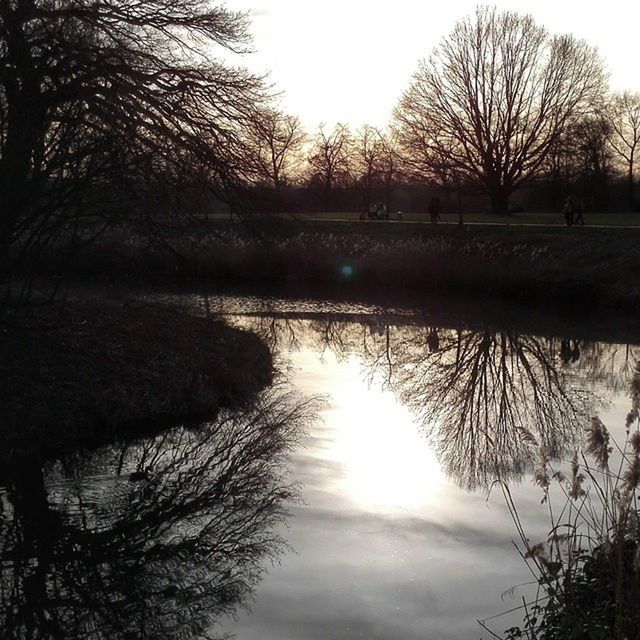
1 292 637 639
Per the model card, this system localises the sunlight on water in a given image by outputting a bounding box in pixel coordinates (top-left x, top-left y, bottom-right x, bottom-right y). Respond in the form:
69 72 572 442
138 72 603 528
325 359 444 512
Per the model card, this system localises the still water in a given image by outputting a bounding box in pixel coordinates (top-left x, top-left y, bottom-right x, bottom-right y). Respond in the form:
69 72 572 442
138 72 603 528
1 292 637 639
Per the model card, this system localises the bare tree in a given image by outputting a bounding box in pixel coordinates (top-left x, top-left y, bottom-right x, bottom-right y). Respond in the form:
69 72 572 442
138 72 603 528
394 7 606 213
571 115 613 210
249 108 306 192
378 130 399 210
606 92 640 210
0 0 268 285
354 124 385 211
307 123 353 211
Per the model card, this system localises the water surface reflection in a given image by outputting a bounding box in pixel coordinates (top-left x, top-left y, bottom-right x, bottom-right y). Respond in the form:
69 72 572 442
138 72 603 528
3 294 640 639
0 386 314 639
216 307 637 639
233 314 623 489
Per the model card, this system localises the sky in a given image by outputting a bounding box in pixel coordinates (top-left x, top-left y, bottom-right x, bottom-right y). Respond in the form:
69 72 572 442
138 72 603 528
224 0 640 130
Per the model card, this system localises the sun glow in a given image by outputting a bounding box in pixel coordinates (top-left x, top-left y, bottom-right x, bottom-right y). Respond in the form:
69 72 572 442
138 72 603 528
226 0 640 130
328 360 444 512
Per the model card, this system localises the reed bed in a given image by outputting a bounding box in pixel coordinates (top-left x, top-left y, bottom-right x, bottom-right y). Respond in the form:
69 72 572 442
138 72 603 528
39 225 640 309
488 368 640 639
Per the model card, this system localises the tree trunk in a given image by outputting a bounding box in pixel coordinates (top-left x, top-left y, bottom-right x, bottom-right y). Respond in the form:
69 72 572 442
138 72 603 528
629 157 635 211
0 104 38 284
488 187 511 214
456 180 464 226
0 3 43 284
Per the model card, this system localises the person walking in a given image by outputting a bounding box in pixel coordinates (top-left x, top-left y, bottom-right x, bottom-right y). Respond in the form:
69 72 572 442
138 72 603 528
573 198 585 226
428 196 441 224
563 196 575 226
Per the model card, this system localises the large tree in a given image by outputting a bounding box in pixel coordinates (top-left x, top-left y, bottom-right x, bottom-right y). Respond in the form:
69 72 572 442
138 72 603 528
0 0 267 283
394 7 606 213
606 92 640 210
248 108 306 192
307 123 353 211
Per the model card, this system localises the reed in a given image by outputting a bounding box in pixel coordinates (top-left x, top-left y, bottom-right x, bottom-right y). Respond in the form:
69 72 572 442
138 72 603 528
489 371 640 639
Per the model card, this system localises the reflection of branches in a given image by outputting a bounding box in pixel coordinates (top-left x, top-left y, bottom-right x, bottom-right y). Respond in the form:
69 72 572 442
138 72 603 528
0 387 317 640
366 329 595 490
233 316 386 363
228 315 637 491
568 341 639 392
235 315 611 490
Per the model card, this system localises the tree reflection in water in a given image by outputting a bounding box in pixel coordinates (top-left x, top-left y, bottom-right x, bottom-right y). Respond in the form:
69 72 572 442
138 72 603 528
382 329 594 489
0 386 315 640
234 315 625 490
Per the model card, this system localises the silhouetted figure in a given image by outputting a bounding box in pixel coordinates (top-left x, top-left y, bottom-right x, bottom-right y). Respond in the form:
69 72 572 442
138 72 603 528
370 319 385 337
377 202 388 220
563 196 585 226
563 197 575 226
368 202 377 220
571 340 581 363
427 328 440 353
560 339 573 365
428 197 441 224
573 199 585 226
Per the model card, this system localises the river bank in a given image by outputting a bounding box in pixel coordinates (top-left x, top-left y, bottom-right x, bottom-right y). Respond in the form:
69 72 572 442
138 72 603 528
40 221 640 311
1 300 273 458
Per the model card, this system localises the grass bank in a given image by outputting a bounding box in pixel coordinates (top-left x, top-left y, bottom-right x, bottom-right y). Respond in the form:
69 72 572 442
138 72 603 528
45 221 640 311
1 301 273 458
298 210 640 227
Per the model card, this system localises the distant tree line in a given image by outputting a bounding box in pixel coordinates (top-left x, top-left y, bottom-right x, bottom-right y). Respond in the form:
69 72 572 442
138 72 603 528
247 8 640 216
250 99 640 217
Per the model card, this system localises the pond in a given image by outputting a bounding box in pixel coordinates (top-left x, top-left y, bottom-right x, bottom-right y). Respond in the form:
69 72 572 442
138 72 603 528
1 291 637 639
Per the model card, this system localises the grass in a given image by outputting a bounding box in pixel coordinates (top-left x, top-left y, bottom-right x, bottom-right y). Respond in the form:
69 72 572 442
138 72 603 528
0 300 273 458
297 211 640 227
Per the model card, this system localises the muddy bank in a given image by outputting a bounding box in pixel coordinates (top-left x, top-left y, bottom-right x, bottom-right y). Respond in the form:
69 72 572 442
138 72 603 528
1 302 273 457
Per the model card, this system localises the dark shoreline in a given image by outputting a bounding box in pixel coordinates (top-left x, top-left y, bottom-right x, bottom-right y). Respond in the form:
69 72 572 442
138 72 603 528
8 215 640 458
1 301 273 459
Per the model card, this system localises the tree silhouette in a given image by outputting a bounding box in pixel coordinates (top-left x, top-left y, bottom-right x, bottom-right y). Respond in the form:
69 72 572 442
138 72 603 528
394 7 605 213
352 126 397 212
248 108 306 192
307 123 353 211
382 329 593 489
235 314 604 490
606 92 640 210
0 0 267 283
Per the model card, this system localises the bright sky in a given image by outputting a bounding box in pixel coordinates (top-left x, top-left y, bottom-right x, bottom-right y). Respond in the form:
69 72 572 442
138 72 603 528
224 0 640 130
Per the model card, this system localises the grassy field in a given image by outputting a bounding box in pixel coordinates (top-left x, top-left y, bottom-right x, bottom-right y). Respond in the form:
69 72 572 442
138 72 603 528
243 215 640 241
295 211 640 227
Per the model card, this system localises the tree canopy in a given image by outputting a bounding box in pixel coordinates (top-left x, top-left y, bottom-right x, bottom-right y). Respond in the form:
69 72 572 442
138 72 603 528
394 7 606 213
0 0 268 281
